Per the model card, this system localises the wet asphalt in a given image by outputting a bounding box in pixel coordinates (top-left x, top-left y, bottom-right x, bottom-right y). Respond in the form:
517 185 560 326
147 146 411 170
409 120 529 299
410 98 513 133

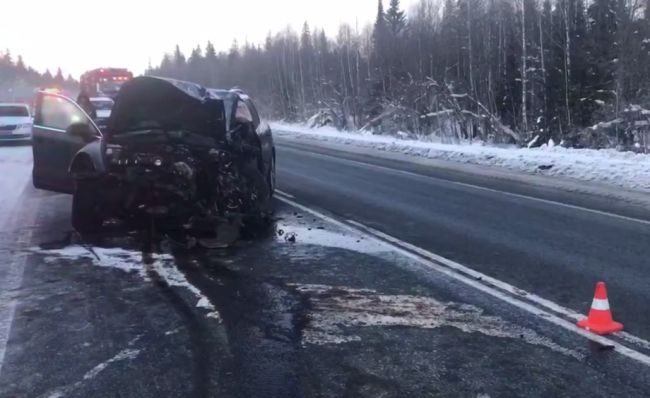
275 138 650 339
1 143 650 397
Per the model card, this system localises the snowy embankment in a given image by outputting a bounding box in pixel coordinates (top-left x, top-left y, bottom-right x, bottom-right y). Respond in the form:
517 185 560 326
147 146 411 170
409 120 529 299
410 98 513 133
272 122 650 193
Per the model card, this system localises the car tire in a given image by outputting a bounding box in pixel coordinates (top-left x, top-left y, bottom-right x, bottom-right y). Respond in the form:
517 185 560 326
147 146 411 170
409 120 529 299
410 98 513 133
72 180 103 234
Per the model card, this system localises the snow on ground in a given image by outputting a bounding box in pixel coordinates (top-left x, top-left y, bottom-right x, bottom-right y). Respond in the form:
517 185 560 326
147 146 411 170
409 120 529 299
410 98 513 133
34 246 221 321
272 122 650 192
275 225 387 255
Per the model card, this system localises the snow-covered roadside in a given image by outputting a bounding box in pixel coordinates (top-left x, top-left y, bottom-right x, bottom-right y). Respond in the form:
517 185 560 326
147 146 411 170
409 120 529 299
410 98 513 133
272 122 650 193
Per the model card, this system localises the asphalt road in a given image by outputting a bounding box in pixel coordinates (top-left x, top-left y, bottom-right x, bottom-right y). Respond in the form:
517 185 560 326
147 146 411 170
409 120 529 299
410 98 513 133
1 141 650 397
275 138 650 339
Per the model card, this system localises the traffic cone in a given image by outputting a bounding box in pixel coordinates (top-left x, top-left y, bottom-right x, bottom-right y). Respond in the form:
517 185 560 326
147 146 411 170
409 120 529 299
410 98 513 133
577 282 623 335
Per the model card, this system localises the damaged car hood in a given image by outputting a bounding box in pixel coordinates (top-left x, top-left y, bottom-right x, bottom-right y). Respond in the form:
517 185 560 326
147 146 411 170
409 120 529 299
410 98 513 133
107 76 227 142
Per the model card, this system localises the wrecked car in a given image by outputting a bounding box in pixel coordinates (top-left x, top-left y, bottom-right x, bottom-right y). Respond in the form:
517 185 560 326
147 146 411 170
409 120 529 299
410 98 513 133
31 76 276 239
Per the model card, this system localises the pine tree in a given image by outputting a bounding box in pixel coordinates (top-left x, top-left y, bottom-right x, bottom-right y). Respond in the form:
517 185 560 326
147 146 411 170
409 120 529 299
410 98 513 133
301 22 313 52
2 49 12 65
205 41 216 59
373 0 388 55
173 45 186 64
204 41 218 86
547 0 573 131
188 45 203 83
159 54 173 77
572 0 593 126
588 0 618 94
16 55 26 72
42 69 53 82
440 0 459 78
173 45 186 78
300 22 314 110
373 0 389 96
386 0 407 36
384 0 407 98
54 67 65 84
229 39 240 61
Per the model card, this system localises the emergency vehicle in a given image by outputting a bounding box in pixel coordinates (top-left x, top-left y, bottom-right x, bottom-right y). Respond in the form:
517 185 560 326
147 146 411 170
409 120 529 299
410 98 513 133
79 68 133 99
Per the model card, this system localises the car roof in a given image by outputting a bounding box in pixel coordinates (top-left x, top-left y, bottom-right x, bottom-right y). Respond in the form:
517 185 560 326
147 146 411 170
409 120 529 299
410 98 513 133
141 76 251 102
207 88 249 101
144 76 208 101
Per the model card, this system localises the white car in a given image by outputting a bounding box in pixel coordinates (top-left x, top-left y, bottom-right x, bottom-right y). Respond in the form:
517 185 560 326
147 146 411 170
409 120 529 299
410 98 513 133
89 96 114 130
0 103 32 142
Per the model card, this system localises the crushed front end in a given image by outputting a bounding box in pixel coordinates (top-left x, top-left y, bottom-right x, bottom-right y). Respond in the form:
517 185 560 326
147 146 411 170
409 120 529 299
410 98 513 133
96 76 270 236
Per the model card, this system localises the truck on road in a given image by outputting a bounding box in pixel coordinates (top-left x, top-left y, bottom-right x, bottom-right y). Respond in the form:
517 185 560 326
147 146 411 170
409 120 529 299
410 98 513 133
79 68 133 99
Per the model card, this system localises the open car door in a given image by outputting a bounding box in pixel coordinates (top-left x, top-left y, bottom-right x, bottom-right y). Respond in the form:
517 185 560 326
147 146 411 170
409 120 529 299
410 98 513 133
32 91 101 193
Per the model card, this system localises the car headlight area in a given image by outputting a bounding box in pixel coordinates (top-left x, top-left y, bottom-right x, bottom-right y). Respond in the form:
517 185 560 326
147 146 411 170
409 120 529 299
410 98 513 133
14 123 32 134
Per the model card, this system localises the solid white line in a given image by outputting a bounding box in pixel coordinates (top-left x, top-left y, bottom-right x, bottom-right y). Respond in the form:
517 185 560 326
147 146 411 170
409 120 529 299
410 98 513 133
0 151 35 377
275 194 650 366
0 203 34 377
276 190 294 199
0 263 26 376
281 146 650 226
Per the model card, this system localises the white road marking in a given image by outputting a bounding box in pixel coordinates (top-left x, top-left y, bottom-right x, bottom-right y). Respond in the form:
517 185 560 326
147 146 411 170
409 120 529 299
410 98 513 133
277 190 294 199
0 151 34 377
275 191 650 366
41 338 142 398
281 146 650 226
0 231 31 377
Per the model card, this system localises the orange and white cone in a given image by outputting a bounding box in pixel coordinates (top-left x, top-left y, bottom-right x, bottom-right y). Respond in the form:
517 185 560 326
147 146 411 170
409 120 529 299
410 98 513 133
577 281 623 335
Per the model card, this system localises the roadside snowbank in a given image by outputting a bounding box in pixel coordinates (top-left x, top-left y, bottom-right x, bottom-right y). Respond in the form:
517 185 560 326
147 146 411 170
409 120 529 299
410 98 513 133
272 122 650 192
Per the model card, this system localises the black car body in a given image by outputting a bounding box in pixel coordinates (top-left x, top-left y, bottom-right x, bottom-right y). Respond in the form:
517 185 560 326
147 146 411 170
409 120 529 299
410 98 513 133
32 76 275 235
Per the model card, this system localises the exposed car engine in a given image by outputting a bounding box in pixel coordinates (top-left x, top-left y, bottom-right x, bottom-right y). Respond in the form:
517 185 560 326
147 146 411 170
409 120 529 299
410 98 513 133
104 135 269 233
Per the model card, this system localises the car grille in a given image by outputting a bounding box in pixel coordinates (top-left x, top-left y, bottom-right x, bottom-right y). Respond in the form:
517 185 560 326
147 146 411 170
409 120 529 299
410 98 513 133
0 125 17 131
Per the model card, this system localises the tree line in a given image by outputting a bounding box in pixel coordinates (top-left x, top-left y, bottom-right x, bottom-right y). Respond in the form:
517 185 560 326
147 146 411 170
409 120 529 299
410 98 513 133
0 50 78 102
149 0 650 149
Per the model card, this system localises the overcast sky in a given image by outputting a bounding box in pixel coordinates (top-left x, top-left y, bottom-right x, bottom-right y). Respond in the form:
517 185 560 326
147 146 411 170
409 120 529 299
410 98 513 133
2 0 418 78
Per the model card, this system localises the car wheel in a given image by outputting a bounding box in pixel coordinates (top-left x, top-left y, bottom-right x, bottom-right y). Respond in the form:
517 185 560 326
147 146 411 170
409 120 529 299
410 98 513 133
72 180 103 234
